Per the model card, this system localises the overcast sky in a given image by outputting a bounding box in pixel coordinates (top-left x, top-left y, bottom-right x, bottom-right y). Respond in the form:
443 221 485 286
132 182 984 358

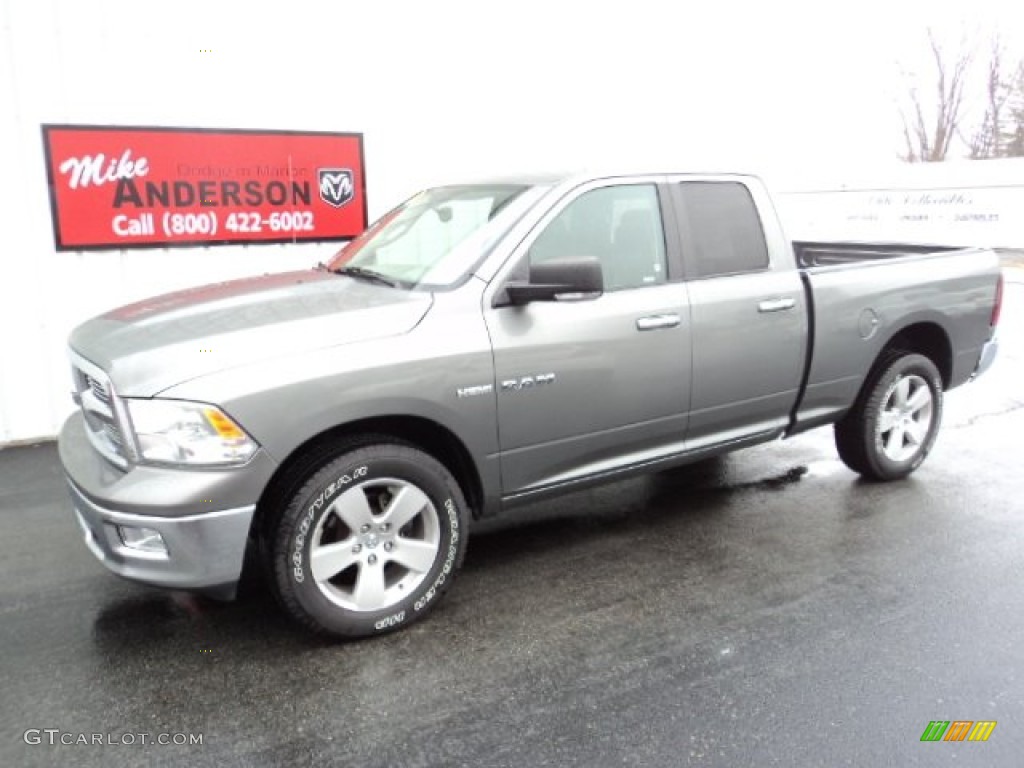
16 0 1024 194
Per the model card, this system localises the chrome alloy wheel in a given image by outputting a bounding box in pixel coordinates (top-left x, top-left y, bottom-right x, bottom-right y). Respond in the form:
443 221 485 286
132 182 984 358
876 374 934 463
309 478 440 612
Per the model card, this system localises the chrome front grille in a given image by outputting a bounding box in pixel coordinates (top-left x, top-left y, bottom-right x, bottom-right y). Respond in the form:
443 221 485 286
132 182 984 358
102 421 124 448
70 351 131 468
84 373 111 406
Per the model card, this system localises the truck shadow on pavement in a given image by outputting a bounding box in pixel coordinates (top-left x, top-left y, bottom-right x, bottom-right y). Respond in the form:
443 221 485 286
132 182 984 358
465 456 809 571
88 455 814 658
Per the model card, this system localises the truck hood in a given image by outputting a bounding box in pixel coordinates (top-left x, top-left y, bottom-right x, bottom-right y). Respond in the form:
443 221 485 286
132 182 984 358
69 270 433 396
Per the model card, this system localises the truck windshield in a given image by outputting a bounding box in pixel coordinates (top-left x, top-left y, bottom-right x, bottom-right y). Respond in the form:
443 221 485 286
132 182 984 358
326 184 532 289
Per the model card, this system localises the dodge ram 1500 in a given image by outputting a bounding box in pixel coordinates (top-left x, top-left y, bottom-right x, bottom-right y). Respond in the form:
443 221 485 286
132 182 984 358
59 172 1002 637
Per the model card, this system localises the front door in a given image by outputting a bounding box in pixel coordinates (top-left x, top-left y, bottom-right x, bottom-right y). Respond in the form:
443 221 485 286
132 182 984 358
484 181 692 498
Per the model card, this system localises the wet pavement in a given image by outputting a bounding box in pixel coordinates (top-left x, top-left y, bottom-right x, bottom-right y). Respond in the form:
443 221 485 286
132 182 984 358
2 276 1023 767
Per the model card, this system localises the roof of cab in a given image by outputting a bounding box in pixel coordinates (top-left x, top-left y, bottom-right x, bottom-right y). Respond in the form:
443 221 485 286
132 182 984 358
459 169 762 188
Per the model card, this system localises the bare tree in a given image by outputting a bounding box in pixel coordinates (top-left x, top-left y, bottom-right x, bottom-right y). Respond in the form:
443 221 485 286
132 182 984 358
899 30 973 162
965 39 1024 159
1002 62 1024 157
900 28 1024 162
967 39 1009 158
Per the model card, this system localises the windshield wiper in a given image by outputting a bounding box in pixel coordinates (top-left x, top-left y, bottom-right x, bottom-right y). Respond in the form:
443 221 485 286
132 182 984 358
333 266 402 288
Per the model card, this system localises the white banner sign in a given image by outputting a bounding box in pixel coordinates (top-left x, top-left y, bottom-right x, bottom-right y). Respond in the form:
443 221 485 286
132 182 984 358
779 186 1024 249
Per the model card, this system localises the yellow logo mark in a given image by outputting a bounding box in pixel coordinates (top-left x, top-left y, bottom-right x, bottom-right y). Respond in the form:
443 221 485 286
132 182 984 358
968 721 997 742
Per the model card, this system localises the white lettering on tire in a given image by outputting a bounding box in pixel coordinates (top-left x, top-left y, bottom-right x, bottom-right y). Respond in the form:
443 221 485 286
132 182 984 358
414 498 459 612
374 611 406 631
291 465 368 583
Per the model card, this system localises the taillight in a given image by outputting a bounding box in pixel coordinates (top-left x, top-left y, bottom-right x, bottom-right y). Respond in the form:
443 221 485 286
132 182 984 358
990 272 1004 328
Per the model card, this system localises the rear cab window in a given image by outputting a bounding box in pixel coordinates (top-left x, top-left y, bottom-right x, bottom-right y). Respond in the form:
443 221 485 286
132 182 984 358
676 181 770 279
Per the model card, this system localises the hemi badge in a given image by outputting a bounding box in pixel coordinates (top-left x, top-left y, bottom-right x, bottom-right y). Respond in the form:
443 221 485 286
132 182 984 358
456 384 494 399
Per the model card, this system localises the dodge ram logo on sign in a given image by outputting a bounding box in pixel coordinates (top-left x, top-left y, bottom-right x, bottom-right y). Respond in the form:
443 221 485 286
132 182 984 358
318 168 355 208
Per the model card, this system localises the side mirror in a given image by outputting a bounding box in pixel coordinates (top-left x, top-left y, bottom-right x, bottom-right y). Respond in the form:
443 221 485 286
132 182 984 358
501 256 604 307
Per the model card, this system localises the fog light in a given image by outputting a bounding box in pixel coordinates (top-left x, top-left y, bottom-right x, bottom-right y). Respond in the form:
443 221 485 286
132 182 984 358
118 525 167 554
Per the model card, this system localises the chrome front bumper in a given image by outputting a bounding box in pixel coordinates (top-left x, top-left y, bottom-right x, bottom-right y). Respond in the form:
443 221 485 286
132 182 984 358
972 336 999 380
68 478 254 595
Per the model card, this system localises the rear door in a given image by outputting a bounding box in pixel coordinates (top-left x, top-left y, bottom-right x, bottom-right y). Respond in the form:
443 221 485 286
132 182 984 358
484 178 692 498
668 178 807 449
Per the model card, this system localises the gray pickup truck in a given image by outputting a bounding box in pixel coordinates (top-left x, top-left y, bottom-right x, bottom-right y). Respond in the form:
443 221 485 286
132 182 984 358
59 172 1003 637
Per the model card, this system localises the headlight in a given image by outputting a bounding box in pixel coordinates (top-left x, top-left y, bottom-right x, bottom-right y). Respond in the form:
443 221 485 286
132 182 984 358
124 399 258 466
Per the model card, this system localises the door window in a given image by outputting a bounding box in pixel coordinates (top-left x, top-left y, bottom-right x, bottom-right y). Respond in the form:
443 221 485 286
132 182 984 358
678 182 769 278
529 184 667 291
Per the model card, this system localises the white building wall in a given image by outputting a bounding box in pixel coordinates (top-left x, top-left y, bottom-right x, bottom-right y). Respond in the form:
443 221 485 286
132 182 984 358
0 0 463 443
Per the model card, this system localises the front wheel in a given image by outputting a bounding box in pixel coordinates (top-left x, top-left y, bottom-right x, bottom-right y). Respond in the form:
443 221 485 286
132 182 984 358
835 352 944 481
269 440 469 638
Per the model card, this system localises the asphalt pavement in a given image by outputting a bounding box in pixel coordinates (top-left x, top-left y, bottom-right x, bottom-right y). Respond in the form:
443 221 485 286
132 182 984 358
2 276 1022 767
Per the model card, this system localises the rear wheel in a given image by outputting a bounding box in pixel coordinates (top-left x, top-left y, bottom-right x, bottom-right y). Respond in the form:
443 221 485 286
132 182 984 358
835 352 943 481
268 439 469 637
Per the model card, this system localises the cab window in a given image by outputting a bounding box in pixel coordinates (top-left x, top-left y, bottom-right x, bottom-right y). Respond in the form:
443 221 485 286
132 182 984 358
529 184 667 291
678 182 769 278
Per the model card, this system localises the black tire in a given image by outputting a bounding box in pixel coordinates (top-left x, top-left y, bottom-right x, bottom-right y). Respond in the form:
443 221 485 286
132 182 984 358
835 351 944 481
268 438 469 638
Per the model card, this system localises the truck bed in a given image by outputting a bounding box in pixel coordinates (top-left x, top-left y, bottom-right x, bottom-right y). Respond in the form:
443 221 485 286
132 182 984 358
794 241 963 268
789 244 1001 436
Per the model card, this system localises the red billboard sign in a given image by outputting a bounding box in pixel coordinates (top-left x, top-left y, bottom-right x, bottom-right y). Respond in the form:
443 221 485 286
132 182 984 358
42 125 367 250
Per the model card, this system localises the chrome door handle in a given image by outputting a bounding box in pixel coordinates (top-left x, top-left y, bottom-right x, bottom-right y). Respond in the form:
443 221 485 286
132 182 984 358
757 298 796 313
636 313 681 331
